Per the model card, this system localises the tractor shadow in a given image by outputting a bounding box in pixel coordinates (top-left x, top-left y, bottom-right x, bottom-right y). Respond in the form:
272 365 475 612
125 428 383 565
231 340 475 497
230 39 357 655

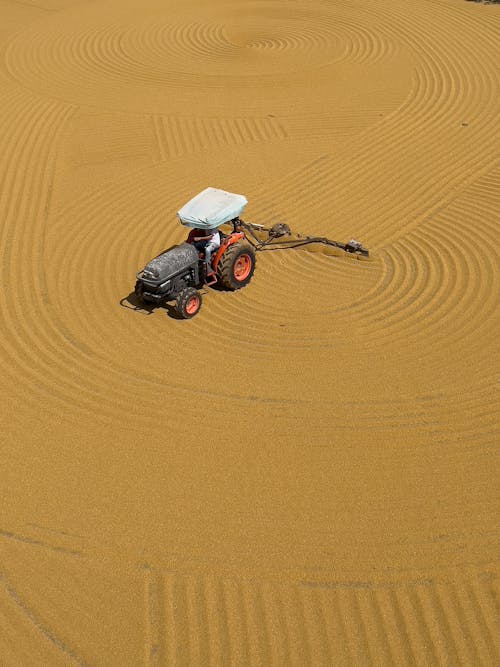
163 303 185 320
120 292 155 316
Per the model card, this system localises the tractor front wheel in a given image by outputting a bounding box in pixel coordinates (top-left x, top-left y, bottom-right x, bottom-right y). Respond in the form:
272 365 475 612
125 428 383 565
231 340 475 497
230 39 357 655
217 243 256 290
175 287 201 319
134 280 144 303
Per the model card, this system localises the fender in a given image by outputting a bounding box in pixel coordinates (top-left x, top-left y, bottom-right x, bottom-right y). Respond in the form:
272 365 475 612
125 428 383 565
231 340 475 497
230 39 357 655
212 232 245 273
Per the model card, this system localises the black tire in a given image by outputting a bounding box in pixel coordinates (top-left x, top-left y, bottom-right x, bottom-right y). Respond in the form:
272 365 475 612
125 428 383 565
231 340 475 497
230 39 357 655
175 287 201 319
217 242 256 290
134 280 144 302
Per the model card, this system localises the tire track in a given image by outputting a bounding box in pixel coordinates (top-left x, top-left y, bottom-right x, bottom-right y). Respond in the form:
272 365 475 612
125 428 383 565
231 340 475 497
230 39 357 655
143 565 162 666
0 572 88 666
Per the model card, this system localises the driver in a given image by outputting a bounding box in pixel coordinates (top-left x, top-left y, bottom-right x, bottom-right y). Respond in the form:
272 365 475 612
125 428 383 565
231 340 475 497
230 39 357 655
188 227 221 274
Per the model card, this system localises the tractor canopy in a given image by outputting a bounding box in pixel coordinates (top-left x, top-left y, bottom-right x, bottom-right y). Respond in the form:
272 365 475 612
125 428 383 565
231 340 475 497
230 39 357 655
177 187 248 229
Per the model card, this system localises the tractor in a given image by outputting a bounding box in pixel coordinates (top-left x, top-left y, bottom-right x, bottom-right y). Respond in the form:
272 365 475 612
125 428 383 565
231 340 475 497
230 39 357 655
134 186 368 319
134 188 256 318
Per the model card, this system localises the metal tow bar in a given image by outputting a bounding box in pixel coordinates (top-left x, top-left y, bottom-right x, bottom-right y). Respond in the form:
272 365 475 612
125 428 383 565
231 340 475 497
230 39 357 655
239 221 369 258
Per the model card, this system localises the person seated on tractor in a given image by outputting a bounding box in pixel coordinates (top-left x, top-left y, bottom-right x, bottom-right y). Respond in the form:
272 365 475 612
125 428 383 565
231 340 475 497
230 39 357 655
187 227 221 275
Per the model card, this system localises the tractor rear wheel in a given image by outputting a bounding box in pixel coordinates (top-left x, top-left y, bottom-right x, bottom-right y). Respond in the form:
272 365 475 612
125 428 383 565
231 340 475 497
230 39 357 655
175 287 201 319
217 242 256 290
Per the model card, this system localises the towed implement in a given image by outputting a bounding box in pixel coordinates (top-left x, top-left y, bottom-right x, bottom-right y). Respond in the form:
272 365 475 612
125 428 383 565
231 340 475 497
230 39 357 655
238 220 369 257
134 187 368 319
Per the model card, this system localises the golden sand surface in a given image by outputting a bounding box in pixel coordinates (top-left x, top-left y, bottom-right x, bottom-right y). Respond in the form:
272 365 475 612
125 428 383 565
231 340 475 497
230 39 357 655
0 0 499 663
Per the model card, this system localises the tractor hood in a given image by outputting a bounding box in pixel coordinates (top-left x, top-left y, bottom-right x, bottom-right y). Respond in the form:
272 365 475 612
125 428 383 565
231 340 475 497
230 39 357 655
140 243 198 283
177 187 248 229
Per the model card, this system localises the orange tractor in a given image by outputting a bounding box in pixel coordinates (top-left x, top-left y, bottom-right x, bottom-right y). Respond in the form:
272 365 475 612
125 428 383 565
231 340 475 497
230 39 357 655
134 187 368 319
134 188 256 318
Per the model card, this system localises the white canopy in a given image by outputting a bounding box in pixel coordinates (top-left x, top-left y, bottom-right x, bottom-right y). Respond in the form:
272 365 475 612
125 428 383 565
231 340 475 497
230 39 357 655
177 187 248 229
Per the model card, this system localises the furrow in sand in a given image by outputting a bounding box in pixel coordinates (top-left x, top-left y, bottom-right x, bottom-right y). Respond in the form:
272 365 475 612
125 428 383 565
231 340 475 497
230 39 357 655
313 589 335 666
233 118 250 145
276 586 310 667
183 575 209 666
345 242 421 332
298 588 332 666
171 574 191 666
161 575 179 666
207 115 227 145
351 589 378 666
274 91 492 250
385 239 497 364
143 566 162 667
0 590 67 665
1 115 212 426
154 576 500 666
414 583 461 665
253 62 439 221
256 583 290 666
56 22 162 92
324 15 383 64
151 114 168 162
319 588 353 667
0 572 88 666
35 145 500 402
0 88 44 253
13 171 201 418
242 580 272 667
373 588 415 665
218 116 240 145
0 97 99 410
252 3 498 250
220 579 250 666
1 1 499 661
435 582 481 665
0 529 151 665
74 24 166 87
411 223 496 344
55 189 187 316
350 173 499 356
283 109 396 140
489 575 500 628
466 579 500 663
394 585 435 664
200 117 219 149
50 165 358 353
454 582 496 664
337 164 499 327
178 22 233 61
151 114 287 161
0 0 404 108
336 588 375 665
357 235 463 345
154 576 500 667
204 576 232 667
359 589 396 666
450 580 496 664
318 249 395 316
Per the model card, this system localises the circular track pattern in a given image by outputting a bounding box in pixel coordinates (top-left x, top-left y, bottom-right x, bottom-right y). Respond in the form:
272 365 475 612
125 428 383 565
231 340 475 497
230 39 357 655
0 0 499 663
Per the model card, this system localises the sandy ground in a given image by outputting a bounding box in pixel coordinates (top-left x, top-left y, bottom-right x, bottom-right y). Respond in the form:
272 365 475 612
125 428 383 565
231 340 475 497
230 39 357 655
0 0 499 664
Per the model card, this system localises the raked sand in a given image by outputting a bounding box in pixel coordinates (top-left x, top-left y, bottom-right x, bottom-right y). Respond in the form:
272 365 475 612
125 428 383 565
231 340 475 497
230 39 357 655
0 0 499 664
